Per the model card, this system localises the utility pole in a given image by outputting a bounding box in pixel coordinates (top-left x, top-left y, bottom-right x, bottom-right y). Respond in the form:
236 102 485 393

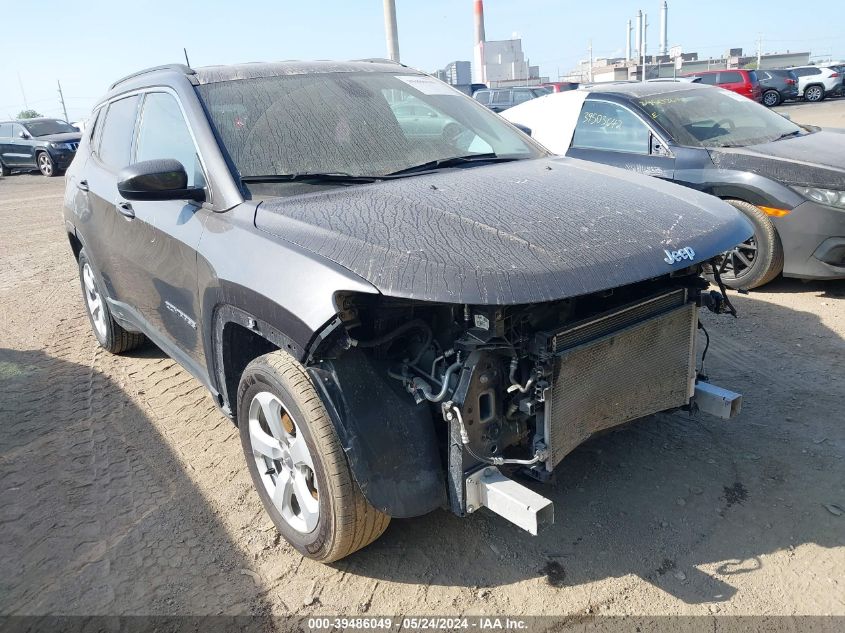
17 73 29 109
756 34 763 70
383 0 400 62
641 13 648 82
588 40 593 82
57 80 69 122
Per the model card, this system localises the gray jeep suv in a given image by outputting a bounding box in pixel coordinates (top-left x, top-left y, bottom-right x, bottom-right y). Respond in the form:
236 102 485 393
64 61 749 562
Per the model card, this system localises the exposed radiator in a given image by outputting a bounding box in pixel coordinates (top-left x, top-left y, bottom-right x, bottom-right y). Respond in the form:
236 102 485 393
543 291 697 469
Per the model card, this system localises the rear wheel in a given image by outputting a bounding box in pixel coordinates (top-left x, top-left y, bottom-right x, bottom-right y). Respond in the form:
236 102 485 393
762 90 781 107
37 151 58 177
78 250 146 353
804 84 825 102
710 199 784 290
238 351 390 562
0 161 10 177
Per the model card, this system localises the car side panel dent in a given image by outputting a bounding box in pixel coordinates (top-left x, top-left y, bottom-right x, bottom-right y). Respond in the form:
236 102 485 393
308 350 446 518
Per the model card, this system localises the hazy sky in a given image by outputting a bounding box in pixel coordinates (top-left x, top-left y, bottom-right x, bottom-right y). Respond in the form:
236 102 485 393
1 0 842 121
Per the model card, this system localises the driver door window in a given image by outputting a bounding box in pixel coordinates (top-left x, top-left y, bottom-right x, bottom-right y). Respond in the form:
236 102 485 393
572 101 651 154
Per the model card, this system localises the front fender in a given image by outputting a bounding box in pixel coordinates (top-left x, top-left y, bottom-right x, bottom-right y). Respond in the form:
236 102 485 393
308 349 446 518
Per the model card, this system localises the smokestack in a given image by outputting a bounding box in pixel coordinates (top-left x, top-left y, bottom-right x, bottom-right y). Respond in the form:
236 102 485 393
635 10 642 59
660 1 668 56
626 20 632 61
383 0 400 62
473 0 486 83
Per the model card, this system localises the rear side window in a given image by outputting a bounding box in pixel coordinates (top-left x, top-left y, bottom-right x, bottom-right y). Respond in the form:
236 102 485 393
719 71 743 84
135 92 205 188
572 100 651 154
491 90 511 105
696 73 718 85
97 95 140 170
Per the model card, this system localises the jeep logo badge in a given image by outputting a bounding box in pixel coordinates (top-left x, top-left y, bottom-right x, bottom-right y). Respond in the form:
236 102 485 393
663 247 696 265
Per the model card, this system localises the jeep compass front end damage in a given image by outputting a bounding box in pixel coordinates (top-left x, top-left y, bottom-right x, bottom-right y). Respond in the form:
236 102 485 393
67 61 752 562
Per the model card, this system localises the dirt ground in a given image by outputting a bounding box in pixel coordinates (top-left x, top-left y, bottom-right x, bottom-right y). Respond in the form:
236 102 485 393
1 159 843 620
775 96 845 128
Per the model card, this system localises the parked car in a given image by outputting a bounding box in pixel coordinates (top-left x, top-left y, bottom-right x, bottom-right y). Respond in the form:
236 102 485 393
472 86 551 112
648 77 702 83
756 69 800 106
503 82 845 289
540 81 579 93
390 97 459 139
0 118 81 177
788 65 843 102
681 69 762 102
64 61 748 562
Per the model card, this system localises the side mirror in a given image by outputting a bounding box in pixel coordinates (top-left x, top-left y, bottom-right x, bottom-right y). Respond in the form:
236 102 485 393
117 159 205 202
18 131 30 139
512 123 532 136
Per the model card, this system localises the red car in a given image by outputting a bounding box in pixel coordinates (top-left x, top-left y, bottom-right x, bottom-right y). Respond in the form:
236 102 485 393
682 69 762 102
539 81 579 93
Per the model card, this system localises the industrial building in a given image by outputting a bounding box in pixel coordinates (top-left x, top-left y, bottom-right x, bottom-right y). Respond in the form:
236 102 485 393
565 1 810 83
472 0 546 87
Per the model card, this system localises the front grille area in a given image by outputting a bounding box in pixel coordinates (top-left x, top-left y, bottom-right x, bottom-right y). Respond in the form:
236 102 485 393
544 294 697 469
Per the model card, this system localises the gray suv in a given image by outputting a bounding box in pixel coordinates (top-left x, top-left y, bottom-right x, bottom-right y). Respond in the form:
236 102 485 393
64 61 748 562
472 86 550 112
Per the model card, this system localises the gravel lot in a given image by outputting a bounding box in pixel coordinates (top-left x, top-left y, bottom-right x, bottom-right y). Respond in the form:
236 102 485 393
1 125 843 620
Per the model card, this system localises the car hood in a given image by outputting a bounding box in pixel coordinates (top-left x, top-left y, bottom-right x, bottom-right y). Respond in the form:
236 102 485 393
36 132 81 143
255 157 751 304
708 131 845 189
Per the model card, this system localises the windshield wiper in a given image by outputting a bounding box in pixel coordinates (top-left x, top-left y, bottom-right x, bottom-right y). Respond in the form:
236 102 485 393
774 130 803 141
242 173 381 185
385 153 521 177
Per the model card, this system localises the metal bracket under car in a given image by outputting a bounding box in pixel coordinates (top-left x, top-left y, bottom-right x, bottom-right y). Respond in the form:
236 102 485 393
692 381 742 419
465 467 554 535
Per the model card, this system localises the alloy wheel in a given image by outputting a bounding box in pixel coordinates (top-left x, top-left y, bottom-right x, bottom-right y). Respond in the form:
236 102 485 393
716 235 758 280
38 153 53 176
248 391 320 534
806 86 823 102
763 91 779 107
82 262 108 340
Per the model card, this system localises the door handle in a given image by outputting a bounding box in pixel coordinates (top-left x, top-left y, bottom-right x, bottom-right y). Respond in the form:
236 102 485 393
77 180 89 192
117 201 135 219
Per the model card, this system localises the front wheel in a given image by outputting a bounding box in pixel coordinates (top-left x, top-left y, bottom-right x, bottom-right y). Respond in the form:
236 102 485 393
762 90 781 107
238 351 390 562
37 152 58 177
709 199 784 290
804 85 825 102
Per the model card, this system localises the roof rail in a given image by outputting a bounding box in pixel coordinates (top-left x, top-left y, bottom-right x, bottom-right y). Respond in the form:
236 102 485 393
109 64 195 90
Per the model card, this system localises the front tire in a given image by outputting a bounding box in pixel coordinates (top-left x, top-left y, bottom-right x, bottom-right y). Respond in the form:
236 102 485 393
238 351 390 563
78 250 146 353
37 151 58 177
762 90 781 107
711 199 784 290
804 85 825 103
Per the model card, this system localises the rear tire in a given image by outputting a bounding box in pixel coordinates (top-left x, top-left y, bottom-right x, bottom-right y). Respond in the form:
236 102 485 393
762 90 781 107
710 199 784 290
804 84 825 103
78 250 146 353
0 161 10 177
238 351 390 563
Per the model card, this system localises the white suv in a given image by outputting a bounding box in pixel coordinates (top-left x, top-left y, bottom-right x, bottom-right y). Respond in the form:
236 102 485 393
789 65 843 102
